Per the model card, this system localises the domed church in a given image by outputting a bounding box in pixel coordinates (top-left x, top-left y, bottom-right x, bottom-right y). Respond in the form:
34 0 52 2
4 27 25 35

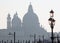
0 3 49 42
12 12 21 31
22 3 47 36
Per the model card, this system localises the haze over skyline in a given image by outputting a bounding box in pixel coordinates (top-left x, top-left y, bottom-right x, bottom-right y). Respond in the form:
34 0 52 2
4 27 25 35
0 0 60 32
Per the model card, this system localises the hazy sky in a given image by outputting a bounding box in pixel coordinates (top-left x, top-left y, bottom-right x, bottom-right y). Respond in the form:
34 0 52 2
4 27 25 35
0 0 60 32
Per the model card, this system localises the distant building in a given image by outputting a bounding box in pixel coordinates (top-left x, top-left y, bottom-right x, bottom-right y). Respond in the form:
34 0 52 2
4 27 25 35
12 12 21 31
22 3 47 36
7 13 11 29
0 3 49 42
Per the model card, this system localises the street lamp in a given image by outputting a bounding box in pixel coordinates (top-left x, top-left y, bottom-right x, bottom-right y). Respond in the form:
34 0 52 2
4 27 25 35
48 10 55 43
8 32 16 43
30 34 36 43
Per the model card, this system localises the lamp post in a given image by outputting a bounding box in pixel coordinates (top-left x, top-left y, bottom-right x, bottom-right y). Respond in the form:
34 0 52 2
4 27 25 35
8 32 16 43
42 35 44 43
14 32 15 43
34 34 36 43
30 34 36 43
48 10 55 43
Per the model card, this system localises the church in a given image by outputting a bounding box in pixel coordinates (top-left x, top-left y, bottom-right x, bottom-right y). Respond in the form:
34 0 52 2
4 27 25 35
0 3 49 43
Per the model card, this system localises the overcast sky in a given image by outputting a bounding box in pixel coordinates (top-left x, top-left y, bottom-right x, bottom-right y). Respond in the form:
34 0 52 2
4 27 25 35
0 0 60 32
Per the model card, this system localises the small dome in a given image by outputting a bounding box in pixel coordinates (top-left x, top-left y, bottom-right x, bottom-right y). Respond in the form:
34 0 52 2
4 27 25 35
7 13 11 19
28 3 33 13
12 12 21 30
12 12 21 24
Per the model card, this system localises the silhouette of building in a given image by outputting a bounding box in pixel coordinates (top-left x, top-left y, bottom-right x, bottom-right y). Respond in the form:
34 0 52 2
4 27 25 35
22 3 47 36
0 3 50 42
7 13 11 29
12 12 21 31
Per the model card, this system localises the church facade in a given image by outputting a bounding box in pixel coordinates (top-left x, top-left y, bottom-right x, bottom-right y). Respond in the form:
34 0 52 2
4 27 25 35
0 4 49 42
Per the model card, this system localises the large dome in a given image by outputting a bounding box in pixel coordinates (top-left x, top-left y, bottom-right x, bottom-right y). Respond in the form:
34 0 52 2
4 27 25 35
22 4 41 35
23 4 39 25
22 4 48 36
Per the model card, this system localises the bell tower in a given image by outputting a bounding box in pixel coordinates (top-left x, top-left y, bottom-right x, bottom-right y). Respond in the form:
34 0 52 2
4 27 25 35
7 13 11 29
